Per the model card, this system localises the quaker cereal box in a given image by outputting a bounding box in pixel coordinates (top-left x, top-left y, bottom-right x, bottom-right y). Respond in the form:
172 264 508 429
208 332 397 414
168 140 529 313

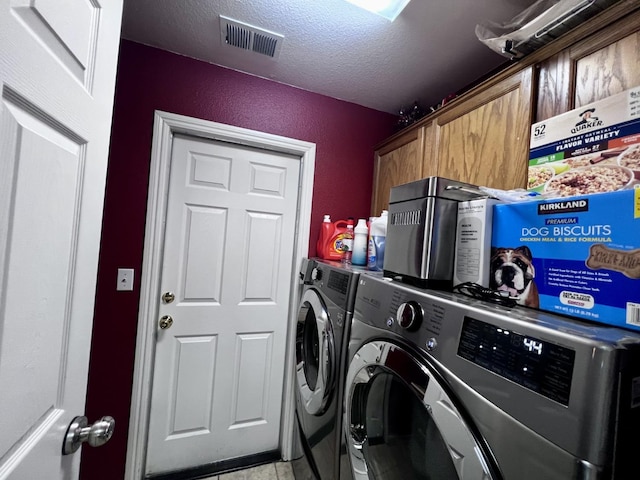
491 189 640 331
529 86 640 196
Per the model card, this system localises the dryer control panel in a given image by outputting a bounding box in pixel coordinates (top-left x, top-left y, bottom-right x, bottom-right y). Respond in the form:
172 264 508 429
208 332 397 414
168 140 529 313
457 316 575 406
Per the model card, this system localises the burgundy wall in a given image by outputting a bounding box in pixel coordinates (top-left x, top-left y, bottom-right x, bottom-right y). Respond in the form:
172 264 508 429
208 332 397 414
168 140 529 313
80 39 396 479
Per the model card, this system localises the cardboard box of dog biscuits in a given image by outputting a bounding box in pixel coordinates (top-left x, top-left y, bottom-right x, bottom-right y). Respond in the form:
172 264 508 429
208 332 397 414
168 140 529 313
528 85 640 196
491 188 640 331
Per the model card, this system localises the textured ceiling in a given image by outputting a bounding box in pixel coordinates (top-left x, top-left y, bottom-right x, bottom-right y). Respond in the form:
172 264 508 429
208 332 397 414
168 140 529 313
121 0 541 114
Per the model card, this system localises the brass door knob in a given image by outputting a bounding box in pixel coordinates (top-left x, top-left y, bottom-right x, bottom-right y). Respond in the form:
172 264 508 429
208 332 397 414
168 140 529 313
159 315 173 329
162 291 175 303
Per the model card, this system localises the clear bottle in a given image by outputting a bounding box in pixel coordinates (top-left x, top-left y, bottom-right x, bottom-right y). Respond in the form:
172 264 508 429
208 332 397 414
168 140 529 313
374 210 388 271
352 218 368 266
341 218 354 264
367 217 376 270
368 210 388 271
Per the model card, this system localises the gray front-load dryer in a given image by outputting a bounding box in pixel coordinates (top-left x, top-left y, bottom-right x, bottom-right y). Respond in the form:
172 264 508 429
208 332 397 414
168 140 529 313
342 274 640 479
292 259 361 480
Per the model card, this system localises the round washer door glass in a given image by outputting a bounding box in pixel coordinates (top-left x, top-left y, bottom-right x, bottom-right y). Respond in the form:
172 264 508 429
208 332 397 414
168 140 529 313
296 288 335 415
345 341 498 480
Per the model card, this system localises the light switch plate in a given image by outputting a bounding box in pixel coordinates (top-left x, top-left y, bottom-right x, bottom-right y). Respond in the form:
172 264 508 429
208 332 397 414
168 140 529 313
117 268 134 291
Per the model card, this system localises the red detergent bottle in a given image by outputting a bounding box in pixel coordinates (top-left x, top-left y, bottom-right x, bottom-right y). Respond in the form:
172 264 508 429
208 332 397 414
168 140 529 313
316 215 349 260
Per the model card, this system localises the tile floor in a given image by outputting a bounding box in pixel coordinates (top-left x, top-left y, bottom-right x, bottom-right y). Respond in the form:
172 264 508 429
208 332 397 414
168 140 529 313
202 462 294 480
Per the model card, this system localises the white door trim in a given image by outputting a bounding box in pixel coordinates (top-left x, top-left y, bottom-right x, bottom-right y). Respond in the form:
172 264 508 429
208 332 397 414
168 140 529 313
124 111 315 479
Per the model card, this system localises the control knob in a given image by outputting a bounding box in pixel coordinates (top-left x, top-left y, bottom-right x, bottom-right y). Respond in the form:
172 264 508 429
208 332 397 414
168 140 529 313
397 301 422 331
311 267 322 281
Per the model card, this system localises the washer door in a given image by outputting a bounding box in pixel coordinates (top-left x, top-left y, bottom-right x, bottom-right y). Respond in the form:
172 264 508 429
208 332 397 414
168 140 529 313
345 340 499 480
296 288 336 416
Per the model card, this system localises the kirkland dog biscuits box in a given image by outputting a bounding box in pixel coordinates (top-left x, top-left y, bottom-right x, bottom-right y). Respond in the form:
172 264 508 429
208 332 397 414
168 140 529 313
491 189 640 331
528 86 640 196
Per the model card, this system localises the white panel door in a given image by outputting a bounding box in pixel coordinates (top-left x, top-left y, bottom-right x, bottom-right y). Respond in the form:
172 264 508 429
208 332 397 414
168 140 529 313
0 0 122 479
145 134 301 476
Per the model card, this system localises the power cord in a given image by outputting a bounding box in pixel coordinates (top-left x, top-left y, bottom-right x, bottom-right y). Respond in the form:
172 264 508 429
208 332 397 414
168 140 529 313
452 282 518 308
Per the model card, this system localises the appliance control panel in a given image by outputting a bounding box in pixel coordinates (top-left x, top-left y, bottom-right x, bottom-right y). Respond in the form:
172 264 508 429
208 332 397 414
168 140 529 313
387 289 445 339
396 301 422 331
457 316 575 406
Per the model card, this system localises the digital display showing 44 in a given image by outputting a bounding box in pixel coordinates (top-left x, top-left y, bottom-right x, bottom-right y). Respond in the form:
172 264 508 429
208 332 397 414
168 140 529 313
457 316 575 405
522 337 543 355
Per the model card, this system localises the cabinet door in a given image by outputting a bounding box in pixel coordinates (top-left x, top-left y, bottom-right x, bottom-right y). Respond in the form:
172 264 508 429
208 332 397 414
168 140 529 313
371 126 425 216
536 9 640 122
435 67 534 190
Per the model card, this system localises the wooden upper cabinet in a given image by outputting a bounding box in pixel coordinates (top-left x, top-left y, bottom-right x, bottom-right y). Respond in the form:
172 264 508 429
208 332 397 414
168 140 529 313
371 68 534 209
370 2 639 209
435 67 534 190
536 8 640 122
371 125 426 216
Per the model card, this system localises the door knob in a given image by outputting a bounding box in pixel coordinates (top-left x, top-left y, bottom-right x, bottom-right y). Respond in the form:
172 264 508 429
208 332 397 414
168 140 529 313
162 291 175 303
159 315 173 329
63 415 115 455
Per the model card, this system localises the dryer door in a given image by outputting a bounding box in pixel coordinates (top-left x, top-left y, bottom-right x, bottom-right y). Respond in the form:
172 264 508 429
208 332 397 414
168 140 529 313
296 288 336 415
345 340 500 480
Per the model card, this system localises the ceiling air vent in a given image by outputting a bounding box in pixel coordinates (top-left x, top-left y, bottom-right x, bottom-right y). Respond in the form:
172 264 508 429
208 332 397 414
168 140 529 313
219 16 284 59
